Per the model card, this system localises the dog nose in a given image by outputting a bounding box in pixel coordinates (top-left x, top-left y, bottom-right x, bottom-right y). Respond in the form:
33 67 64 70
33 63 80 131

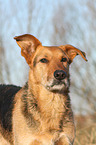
54 70 67 80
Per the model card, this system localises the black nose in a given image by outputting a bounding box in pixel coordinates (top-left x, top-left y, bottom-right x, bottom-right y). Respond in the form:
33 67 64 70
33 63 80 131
54 70 67 80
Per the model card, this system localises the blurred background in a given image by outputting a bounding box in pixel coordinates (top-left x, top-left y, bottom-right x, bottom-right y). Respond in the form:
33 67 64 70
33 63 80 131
0 0 96 144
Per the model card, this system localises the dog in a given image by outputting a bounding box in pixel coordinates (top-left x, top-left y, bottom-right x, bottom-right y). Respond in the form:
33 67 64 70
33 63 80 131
0 34 87 145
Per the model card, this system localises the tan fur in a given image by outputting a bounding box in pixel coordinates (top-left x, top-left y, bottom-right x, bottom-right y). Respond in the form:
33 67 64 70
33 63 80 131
0 34 87 145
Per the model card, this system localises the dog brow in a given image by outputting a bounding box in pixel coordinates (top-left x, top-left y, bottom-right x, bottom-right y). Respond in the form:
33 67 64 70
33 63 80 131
33 58 37 67
33 56 38 67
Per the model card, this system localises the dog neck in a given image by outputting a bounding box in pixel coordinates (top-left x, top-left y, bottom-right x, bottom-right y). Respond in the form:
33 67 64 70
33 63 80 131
27 69 71 114
21 70 72 132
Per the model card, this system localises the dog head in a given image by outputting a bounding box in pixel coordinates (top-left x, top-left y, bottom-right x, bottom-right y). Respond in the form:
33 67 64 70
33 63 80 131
14 34 87 93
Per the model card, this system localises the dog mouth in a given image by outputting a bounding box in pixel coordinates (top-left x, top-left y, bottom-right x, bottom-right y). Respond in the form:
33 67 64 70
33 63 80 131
46 79 69 92
51 80 65 87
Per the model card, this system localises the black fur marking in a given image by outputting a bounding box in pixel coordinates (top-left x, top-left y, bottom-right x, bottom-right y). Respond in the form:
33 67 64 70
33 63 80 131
21 83 40 129
59 94 73 130
0 85 21 132
33 56 38 67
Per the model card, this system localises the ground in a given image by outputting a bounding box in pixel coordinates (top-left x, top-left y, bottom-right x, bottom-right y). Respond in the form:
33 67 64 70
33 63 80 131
74 113 96 145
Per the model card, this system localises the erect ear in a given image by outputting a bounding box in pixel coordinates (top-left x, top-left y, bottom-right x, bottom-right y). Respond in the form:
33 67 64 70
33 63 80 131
14 34 42 65
59 44 88 64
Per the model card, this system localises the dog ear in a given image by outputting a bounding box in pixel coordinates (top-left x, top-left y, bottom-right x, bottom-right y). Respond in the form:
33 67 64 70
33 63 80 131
59 44 87 64
14 34 41 64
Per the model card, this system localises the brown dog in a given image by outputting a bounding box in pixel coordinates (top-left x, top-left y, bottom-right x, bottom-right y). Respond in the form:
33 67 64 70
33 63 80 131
0 34 87 145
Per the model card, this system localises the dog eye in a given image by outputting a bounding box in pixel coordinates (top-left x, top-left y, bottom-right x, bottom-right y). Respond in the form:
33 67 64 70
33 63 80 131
40 58 48 63
61 58 67 62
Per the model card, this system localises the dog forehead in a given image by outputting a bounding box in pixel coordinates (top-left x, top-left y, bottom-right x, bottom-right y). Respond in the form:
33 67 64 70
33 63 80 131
37 46 66 57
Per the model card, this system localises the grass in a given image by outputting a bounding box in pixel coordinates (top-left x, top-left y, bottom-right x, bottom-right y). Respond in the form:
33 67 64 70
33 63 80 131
74 114 96 145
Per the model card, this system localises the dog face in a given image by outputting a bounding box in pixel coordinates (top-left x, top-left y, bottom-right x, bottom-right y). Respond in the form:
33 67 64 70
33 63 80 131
14 34 87 93
31 45 70 92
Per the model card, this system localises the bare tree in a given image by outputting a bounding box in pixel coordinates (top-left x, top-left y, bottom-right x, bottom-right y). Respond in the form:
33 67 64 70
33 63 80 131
0 38 4 82
52 1 96 114
0 0 43 84
0 1 11 83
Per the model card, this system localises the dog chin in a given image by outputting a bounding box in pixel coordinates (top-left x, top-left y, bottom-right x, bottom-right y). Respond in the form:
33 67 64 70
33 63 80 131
46 80 68 93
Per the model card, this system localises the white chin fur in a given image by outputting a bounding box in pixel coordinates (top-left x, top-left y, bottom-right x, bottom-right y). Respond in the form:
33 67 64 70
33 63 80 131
47 84 64 91
45 79 68 92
